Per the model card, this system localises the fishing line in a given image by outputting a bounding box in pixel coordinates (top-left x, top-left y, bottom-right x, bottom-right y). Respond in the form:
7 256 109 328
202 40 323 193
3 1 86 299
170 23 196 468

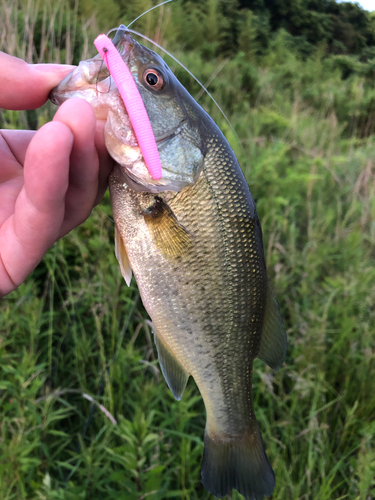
97 205 114 224
195 59 229 102
127 0 173 28
95 52 112 94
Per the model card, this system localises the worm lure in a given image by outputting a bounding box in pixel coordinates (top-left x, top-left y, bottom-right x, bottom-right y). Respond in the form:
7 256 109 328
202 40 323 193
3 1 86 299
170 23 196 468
94 33 162 180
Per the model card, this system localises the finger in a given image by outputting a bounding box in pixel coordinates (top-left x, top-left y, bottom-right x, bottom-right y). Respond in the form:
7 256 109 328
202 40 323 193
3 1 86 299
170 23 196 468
0 130 34 224
23 122 74 213
0 52 75 110
0 129 36 168
0 121 73 295
52 98 100 236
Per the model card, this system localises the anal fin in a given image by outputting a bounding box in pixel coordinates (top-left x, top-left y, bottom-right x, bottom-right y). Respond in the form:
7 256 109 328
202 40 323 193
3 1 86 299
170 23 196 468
114 225 132 287
257 283 287 370
153 330 189 401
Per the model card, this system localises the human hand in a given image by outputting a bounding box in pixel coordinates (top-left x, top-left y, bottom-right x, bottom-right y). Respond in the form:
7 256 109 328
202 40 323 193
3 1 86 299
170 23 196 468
0 52 115 296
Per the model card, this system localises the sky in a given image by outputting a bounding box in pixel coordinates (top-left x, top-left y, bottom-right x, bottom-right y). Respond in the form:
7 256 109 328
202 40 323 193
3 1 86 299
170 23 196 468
339 0 375 11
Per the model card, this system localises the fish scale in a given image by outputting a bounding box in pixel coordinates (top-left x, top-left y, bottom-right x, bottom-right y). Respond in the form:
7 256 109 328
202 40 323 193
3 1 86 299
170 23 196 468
50 27 287 500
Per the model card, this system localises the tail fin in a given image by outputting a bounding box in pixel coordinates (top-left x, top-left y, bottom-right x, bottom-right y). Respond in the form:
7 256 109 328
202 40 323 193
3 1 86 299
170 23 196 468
201 420 275 500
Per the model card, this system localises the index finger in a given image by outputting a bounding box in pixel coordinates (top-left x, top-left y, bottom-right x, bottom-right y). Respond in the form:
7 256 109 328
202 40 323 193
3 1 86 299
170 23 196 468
0 52 75 110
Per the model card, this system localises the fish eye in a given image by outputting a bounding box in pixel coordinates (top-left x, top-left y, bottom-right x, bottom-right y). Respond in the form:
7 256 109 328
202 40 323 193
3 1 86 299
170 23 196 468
143 68 164 90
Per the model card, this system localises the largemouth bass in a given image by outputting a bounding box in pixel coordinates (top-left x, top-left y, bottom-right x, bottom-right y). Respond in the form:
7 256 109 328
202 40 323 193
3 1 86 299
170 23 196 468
50 27 287 500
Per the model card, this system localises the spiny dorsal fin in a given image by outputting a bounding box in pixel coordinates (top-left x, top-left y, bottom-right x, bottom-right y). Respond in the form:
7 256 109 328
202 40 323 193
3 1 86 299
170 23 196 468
143 196 192 259
114 225 132 287
153 329 189 401
257 283 287 370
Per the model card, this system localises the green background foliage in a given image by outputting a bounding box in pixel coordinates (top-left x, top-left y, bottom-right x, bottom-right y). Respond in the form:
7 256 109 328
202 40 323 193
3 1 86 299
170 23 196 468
1 0 375 499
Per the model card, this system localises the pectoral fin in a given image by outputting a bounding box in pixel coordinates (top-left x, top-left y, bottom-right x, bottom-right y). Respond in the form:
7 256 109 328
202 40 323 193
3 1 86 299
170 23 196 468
153 329 189 400
143 196 192 259
114 225 132 286
257 283 287 370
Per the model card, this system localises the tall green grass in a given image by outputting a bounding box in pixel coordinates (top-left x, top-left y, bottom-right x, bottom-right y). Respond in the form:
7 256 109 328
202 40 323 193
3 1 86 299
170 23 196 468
1 1 375 499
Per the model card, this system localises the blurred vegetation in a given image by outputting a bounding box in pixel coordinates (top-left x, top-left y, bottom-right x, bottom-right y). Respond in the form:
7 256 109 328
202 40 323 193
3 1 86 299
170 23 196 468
1 0 375 499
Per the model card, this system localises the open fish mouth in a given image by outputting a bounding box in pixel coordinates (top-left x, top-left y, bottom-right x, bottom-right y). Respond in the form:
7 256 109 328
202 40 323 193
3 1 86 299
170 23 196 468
49 58 114 108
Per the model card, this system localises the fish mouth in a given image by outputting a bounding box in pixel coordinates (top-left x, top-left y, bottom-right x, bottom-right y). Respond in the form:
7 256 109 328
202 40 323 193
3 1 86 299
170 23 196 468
49 28 135 107
49 64 105 107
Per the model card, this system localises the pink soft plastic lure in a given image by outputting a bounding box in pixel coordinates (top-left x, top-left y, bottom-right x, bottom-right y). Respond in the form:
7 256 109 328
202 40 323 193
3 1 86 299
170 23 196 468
94 33 162 180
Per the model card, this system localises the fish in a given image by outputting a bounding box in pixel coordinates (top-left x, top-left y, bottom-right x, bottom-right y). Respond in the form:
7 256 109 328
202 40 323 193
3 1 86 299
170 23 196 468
50 26 287 500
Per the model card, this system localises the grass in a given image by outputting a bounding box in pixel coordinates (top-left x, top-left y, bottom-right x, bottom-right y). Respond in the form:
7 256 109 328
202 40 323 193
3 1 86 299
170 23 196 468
1 1 375 499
